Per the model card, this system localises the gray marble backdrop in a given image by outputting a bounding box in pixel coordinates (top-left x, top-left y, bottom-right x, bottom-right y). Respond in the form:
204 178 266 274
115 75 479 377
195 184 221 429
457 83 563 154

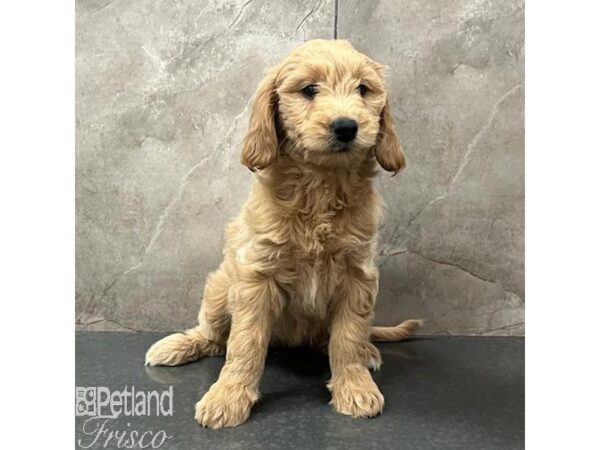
76 0 524 335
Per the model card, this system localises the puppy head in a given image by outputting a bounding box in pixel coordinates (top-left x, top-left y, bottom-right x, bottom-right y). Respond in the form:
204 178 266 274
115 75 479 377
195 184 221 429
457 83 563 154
241 39 405 173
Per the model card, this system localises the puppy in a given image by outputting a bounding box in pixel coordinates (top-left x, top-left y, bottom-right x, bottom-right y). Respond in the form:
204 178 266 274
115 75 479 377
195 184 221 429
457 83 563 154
146 39 423 428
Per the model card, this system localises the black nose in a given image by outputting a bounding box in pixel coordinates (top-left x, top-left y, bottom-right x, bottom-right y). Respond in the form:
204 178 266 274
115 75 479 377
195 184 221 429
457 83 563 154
331 117 358 143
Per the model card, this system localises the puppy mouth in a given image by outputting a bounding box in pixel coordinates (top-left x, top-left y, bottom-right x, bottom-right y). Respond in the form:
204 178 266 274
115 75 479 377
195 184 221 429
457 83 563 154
330 142 352 153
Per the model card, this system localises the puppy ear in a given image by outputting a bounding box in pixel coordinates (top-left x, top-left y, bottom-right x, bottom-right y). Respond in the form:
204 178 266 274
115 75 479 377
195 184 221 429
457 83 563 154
374 97 406 175
241 67 279 171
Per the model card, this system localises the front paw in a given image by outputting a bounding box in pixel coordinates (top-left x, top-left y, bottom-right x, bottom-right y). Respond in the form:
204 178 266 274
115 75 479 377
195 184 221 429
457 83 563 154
195 381 257 429
328 369 384 418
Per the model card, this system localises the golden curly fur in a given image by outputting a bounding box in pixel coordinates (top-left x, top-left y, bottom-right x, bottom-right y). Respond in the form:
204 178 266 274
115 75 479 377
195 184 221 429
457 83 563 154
145 39 423 428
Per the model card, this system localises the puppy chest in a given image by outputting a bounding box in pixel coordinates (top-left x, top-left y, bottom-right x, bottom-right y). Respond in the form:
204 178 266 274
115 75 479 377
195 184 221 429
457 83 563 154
284 255 345 316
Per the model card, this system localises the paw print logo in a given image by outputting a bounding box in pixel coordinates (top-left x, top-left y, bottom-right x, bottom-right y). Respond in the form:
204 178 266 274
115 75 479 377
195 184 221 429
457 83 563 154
75 387 96 416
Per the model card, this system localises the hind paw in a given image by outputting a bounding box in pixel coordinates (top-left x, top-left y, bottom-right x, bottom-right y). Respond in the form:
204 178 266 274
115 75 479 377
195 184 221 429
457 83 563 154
145 333 200 366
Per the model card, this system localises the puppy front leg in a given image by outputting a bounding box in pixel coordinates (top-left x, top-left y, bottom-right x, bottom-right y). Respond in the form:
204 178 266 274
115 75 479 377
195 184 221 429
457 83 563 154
328 271 384 418
195 278 281 428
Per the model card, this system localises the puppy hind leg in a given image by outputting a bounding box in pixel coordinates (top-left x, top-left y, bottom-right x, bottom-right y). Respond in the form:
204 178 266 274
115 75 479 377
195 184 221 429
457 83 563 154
145 326 223 366
145 268 231 367
364 342 382 371
321 341 381 371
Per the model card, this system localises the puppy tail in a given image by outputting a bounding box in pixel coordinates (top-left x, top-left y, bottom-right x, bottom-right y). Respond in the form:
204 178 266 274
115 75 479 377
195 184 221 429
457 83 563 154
369 319 425 342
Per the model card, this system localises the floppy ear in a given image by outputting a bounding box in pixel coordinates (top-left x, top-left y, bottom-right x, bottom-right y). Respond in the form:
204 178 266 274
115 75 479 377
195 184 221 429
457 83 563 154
374 97 406 175
241 67 279 171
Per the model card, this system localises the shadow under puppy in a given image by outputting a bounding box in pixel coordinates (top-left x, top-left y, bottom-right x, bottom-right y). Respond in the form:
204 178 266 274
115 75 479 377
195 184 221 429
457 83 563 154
146 39 423 428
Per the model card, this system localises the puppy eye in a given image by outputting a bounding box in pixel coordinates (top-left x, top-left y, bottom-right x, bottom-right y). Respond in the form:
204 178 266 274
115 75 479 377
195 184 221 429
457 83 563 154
302 84 318 99
358 84 368 96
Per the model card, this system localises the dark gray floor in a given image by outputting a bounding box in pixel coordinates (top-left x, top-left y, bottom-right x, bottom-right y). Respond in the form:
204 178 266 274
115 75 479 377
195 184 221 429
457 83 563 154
76 333 524 450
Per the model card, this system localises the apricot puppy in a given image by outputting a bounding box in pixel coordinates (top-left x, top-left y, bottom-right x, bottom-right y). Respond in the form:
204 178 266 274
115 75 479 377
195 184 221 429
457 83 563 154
146 39 422 429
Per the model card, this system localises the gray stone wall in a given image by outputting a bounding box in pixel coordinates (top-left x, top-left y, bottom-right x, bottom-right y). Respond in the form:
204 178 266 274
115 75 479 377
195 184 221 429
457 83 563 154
76 0 524 335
